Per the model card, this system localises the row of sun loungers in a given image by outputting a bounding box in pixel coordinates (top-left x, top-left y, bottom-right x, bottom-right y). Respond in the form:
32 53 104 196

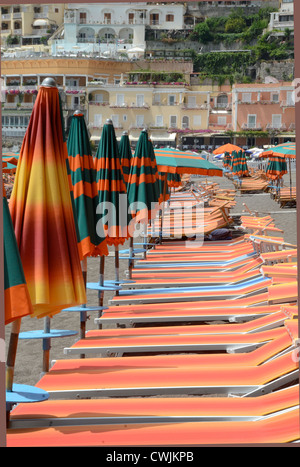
6 186 299 446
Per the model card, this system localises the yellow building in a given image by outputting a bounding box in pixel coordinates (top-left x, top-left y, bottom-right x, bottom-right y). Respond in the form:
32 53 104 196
1 4 65 50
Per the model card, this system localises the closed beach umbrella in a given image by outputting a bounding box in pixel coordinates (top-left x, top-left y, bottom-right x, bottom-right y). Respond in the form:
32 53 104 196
9 77 86 371
266 156 288 180
261 142 295 198
66 110 109 344
91 119 131 304
4 185 49 421
167 172 182 188
67 110 108 259
119 131 132 187
223 151 231 169
126 129 162 272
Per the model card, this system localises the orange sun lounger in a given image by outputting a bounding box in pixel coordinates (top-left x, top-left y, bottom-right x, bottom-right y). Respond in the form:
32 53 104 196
7 405 299 446
64 318 294 357
26 341 299 400
7 384 299 431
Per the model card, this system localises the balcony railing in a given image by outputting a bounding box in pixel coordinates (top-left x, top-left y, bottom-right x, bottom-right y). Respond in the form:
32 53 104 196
280 100 295 107
266 123 287 131
241 122 262 130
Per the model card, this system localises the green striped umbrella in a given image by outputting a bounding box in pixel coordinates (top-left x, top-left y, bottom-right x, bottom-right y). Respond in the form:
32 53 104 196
154 148 223 177
231 150 248 177
126 129 162 273
92 119 131 304
66 110 109 345
266 156 288 180
67 111 109 260
4 185 49 419
223 151 231 169
261 142 295 198
119 131 132 187
167 172 182 188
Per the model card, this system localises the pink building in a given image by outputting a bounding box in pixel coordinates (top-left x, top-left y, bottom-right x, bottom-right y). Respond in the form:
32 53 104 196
232 82 295 146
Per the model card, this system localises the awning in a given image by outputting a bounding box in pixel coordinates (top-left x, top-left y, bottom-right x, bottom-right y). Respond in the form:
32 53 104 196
150 133 176 142
32 19 51 27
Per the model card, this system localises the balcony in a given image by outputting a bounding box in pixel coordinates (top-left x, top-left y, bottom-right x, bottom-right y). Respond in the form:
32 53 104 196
280 100 295 108
3 102 18 109
241 122 262 131
20 102 34 109
89 101 109 106
266 123 287 132
181 104 209 110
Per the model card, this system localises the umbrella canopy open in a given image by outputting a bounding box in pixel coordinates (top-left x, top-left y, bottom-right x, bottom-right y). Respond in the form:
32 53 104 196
213 143 243 155
260 142 296 159
154 148 223 177
9 78 86 320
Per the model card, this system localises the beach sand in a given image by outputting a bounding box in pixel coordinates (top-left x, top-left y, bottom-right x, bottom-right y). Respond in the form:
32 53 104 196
5 167 298 387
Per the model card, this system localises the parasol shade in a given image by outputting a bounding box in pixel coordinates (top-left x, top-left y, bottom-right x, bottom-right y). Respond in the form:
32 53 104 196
9 81 86 319
154 148 223 176
260 142 296 159
213 143 243 155
3 186 33 325
118 131 132 187
94 119 130 245
67 111 108 258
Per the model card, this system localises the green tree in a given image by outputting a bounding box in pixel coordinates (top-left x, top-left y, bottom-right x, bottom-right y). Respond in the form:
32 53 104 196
225 17 247 34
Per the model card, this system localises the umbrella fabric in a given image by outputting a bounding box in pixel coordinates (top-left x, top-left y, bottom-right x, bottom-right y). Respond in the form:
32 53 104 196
118 132 132 187
3 186 33 325
266 156 288 180
154 148 223 176
223 152 231 169
231 150 248 177
167 172 182 188
147 138 168 204
261 142 296 159
9 84 86 319
127 130 162 225
94 119 130 245
213 143 243 155
67 112 108 258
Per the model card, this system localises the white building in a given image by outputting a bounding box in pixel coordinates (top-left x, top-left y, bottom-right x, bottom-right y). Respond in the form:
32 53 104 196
50 3 186 58
268 0 294 34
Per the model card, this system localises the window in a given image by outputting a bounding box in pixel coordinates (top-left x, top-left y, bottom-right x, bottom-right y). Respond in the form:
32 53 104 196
94 93 104 103
193 115 201 127
166 14 174 22
182 116 189 129
94 114 102 126
168 95 176 106
136 115 144 127
242 93 252 103
104 13 111 24
170 115 177 128
128 13 134 24
272 114 282 129
79 12 86 24
271 93 279 103
111 115 119 127
136 94 144 107
150 13 159 25
116 94 125 106
218 116 227 126
247 114 256 128
187 96 196 108
155 115 163 127
286 91 295 106
153 94 160 105
216 94 228 108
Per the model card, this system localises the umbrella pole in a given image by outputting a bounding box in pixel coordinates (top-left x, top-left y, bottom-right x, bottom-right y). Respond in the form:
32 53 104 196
6 318 21 423
128 236 134 279
42 317 51 374
159 173 168 244
80 257 88 358
143 222 147 260
115 244 119 295
97 255 105 329
289 158 292 200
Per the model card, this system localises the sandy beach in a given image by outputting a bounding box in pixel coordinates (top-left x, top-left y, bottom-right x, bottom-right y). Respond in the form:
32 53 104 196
5 165 298 388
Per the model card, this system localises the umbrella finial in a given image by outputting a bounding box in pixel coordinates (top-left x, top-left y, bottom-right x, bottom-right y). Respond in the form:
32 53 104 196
73 109 82 116
122 131 128 135
105 119 113 125
41 77 57 88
